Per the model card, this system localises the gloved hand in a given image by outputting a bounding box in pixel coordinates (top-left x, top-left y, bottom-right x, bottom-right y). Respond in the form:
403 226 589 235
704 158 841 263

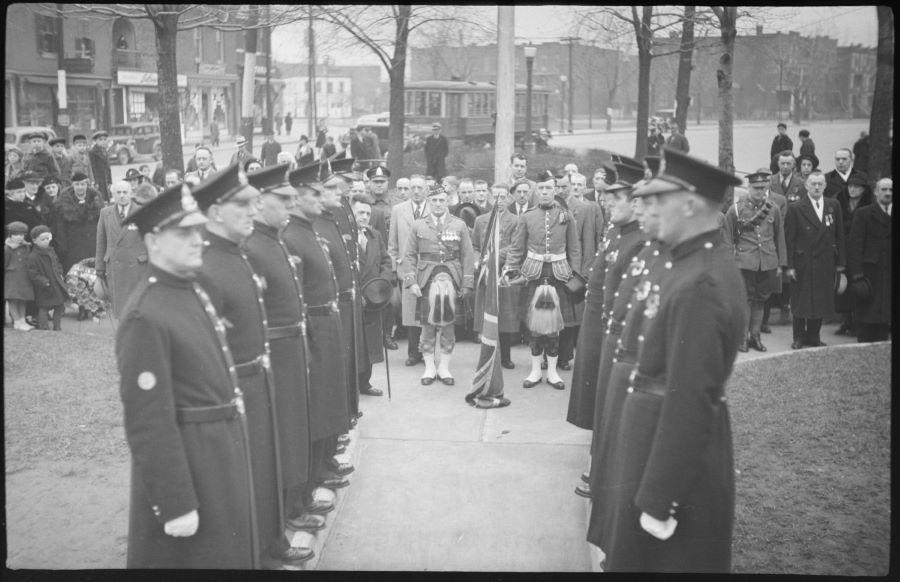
639 512 677 541
164 509 199 537
410 284 422 298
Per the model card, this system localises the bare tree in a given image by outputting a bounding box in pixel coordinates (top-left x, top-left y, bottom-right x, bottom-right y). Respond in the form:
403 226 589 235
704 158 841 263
674 6 696 133
31 4 310 173
868 6 893 181
413 11 495 81
711 6 737 207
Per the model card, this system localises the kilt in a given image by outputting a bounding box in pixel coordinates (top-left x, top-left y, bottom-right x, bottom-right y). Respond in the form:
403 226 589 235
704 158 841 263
741 268 779 302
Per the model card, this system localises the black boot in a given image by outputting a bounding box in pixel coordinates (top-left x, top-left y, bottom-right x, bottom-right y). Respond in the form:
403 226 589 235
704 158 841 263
748 333 767 352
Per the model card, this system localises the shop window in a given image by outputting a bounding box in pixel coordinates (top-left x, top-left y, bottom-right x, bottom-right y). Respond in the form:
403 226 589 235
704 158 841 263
129 92 146 122
76 38 95 59
36 14 58 56
194 29 203 62
67 86 98 134
216 30 224 64
18 83 54 126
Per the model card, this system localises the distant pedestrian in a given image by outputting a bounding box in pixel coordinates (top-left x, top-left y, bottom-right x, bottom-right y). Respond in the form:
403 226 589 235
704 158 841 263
284 112 293 136
798 129 815 158
26 224 69 331
665 122 690 152
260 133 282 167
23 133 61 183
360 127 382 169
209 120 220 147
315 119 328 159
229 136 252 169
321 136 337 160
769 122 793 173
295 135 315 166
646 124 666 156
424 122 449 181
68 134 93 185
274 112 283 136
89 131 112 203
49 137 73 187
5 221 34 331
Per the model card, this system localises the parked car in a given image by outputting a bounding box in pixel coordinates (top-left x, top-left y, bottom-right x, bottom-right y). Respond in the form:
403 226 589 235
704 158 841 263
344 114 432 155
106 122 162 165
5 126 58 156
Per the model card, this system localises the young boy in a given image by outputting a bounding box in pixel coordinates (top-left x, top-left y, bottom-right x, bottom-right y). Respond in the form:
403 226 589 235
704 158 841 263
5 221 34 331
26 225 69 331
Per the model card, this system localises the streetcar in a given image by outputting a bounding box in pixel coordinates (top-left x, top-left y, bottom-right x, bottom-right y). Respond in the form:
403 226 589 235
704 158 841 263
404 80 551 144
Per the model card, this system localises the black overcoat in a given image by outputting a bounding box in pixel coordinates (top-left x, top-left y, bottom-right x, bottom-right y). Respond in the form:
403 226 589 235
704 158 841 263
26 245 69 307
117 265 255 568
834 189 872 314
784 196 845 319
847 204 891 324
358 225 392 364
54 188 102 272
282 215 350 440
598 230 745 573
244 220 312 490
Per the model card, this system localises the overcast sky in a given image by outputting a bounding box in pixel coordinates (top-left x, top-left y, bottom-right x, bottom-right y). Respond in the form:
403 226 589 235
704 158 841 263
272 5 879 70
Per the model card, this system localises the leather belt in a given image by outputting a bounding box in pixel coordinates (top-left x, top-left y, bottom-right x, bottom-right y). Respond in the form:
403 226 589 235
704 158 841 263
608 318 624 335
308 301 339 316
267 323 303 340
234 354 270 378
338 289 354 302
176 397 244 424
419 252 458 263
614 346 637 364
629 370 666 396
527 250 567 262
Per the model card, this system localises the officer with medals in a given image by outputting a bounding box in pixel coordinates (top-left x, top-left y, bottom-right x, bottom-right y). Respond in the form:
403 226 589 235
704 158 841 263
723 170 787 352
116 184 258 568
504 169 582 390
402 184 476 385
280 163 351 524
242 164 323 536
568 157 646 498
595 148 746 572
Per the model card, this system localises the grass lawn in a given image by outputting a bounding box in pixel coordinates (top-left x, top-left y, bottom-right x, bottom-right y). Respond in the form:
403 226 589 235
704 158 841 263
729 342 891 575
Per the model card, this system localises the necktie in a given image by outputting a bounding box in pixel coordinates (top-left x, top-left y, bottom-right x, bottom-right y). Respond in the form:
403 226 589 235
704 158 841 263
119 207 126 220
414 204 421 219
815 199 822 220
885 204 891 216
519 204 525 215
783 178 789 192
358 231 367 253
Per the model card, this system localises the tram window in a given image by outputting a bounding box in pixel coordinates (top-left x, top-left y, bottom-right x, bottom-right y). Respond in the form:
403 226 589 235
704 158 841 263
428 92 442 116
447 93 461 118
414 91 427 116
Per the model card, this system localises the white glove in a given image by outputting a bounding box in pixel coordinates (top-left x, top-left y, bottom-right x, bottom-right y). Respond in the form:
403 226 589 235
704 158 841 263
640 512 677 541
164 510 199 537
410 283 422 297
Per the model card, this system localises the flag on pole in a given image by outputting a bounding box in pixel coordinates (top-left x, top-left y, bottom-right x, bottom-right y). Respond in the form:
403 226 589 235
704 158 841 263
465 205 508 408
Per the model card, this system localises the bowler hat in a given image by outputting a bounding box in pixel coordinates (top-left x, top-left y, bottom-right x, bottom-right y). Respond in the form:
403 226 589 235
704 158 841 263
125 168 142 181
71 172 89 183
454 202 481 229
633 147 741 204
361 277 393 310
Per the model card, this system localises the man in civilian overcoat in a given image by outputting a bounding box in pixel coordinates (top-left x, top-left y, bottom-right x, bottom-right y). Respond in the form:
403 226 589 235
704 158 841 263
847 177 891 342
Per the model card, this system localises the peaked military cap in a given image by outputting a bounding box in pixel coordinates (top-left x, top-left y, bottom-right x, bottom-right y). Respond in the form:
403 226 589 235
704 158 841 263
610 154 643 171
606 161 647 194
633 147 741 203
123 183 207 235
321 157 357 183
247 163 293 196
746 169 771 184
191 162 254 211
366 165 391 180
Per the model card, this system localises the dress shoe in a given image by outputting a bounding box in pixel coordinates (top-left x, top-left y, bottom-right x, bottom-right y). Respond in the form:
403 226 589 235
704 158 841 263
405 355 423 366
304 498 335 515
286 513 326 532
575 482 591 498
320 476 350 490
557 361 572 371
547 379 565 390
383 337 398 350
337 434 351 446
737 339 749 352
790 341 804 350
360 385 383 396
522 378 541 388
580 471 590 484
809 340 827 347
349 416 358 429
269 545 315 568
421 376 436 386
501 360 515 370
437 375 455 386
327 460 355 477
760 324 772 334
334 443 348 455
748 334 767 352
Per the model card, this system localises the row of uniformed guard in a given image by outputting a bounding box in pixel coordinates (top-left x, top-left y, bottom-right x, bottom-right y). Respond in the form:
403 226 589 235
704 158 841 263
115 157 383 569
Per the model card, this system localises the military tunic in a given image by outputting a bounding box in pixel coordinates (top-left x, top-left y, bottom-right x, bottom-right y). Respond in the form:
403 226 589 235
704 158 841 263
282 214 350 440
243 220 312 492
117 265 255 569
722 198 787 301
197 231 283 547
598 229 746 573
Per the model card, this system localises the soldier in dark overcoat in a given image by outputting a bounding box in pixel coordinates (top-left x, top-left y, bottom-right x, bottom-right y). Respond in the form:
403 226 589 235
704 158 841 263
281 165 350 516
243 164 322 534
784 171 846 349
192 164 309 568
847 177 891 342
595 148 745 573
116 184 257 569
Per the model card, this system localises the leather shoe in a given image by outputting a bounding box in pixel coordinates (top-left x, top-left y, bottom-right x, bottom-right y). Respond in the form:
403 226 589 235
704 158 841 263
809 340 827 347
383 337 398 350
737 340 749 352
580 471 590 484
286 513 326 532
575 482 591 498
522 378 541 388
556 361 572 371
360 386 383 396
337 434 351 446
748 334 767 352
501 360 515 369
320 476 350 489
421 376 436 386
269 545 315 568
437 375 455 386
349 416 358 429
334 443 348 455
405 355 423 366
760 324 772 334
791 341 804 350
327 460 355 477
547 379 565 390
304 498 335 515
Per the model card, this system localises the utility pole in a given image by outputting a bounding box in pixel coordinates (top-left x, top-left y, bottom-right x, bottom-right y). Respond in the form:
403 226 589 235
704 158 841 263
55 4 69 141
265 4 272 135
561 36 579 133
494 6 515 185
307 7 316 138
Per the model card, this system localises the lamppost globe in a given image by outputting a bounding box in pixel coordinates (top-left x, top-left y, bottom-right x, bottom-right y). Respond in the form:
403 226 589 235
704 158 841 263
524 44 537 153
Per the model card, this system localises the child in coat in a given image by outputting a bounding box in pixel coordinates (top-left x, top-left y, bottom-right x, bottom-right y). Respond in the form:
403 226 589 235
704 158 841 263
5 221 34 331
26 224 69 331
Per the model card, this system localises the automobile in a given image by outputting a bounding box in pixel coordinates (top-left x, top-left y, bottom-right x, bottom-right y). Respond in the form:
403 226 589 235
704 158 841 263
5 126 58 156
337 114 431 157
106 122 162 165
649 109 676 132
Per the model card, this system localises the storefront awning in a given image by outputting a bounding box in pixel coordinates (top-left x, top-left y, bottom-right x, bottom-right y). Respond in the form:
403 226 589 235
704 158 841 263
23 75 111 87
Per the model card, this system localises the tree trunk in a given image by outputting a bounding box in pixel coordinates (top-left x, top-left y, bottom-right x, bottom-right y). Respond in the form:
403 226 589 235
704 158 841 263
154 12 184 174
868 6 893 181
241 27 259 154
387 5 411 184
716 6 737 209
675 6 695 132
633 6 653 160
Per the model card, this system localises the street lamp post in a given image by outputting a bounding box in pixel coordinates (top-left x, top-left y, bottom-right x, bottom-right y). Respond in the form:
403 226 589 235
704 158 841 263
559 75 567 134
524 44 536 154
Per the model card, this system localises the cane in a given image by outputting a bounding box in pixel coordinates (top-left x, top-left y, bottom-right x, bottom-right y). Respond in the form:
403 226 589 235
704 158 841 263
383 339 392 401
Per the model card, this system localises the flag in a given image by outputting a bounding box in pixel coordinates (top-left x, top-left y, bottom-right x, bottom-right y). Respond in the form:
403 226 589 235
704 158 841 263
466 205 506 407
